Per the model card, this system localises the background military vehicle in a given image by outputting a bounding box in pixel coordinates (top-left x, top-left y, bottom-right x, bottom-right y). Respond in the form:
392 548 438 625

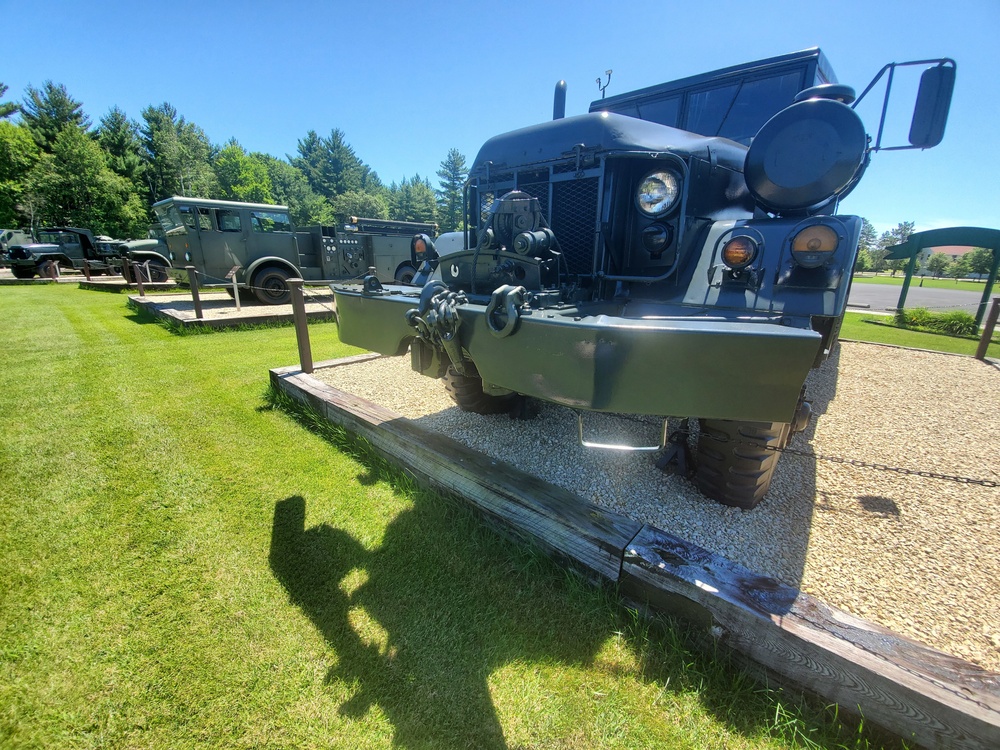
153 196 437 305
332 49 955 509
6 227 124 279
115 226 172 282
1 229 33 266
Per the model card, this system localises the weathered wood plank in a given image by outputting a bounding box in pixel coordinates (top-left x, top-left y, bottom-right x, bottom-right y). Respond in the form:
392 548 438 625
270 368 642 581
620 525 1000 750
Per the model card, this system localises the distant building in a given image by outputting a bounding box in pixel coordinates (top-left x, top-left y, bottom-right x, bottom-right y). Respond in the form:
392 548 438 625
931 245 979 261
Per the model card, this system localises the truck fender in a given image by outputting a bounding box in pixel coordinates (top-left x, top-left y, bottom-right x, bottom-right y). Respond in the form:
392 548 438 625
128 251 171 267
244 256 301 284
36 252 72 267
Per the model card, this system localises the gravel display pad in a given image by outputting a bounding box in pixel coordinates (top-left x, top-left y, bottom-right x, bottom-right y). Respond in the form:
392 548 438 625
312 342 1000 672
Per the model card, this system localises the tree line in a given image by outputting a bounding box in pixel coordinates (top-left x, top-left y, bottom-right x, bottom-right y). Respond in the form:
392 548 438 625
854 219 994 279
0 80 469 239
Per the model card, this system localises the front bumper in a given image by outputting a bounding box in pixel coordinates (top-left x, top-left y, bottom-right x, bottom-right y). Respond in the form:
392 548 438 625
332 285 822 423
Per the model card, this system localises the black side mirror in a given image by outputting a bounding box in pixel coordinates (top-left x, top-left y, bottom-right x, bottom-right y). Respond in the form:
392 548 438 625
909 63 956 149
410 233 438 269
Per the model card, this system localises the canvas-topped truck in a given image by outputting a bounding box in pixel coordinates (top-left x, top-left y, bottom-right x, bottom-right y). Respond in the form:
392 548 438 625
331 49 955 509
152 196 437 304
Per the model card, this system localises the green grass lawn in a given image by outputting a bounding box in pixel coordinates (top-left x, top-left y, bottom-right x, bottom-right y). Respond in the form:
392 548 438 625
850 273 991 292
0 285 909 749
841 311 1000 357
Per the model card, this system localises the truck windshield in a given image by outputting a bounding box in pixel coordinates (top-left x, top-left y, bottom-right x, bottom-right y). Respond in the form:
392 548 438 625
595 51 832 145
608 71 806 144
154 204 193 237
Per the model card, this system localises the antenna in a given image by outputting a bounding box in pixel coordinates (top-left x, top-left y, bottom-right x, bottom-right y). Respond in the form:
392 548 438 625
596 69 612 99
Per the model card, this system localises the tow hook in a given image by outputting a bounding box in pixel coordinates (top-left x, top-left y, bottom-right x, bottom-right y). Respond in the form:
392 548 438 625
486 285 527 338
791 399 813 434
655 420 695 478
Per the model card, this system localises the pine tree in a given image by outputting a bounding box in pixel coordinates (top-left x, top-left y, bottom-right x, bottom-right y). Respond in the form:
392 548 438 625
435 148 468 232
20 81 91 151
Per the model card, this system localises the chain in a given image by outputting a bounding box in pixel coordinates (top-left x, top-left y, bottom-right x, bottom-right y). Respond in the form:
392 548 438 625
772 444 999 487
617 415 999 488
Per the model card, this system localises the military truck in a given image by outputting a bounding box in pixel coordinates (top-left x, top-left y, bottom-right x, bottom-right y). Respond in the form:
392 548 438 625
6 227 125 279
114 226 172 282
1 229 33 265
152 196 437 305
332 49 955 508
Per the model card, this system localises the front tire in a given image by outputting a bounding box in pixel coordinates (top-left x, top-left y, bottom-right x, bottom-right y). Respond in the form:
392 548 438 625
146 261 169 283
11 265 36 279
443 364 524 415
252 267 291 305
394 265 416 284
693 419 791 509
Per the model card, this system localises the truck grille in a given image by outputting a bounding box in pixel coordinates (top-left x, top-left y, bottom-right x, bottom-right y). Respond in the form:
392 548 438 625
476 169 600 276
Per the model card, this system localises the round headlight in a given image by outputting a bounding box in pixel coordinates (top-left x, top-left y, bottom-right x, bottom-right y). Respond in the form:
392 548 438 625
636 170 681 217
791 225 838 268
722 236 758 269
184 252 192 262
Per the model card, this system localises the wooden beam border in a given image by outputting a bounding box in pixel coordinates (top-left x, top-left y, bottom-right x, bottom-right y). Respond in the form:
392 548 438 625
269 359 1000 750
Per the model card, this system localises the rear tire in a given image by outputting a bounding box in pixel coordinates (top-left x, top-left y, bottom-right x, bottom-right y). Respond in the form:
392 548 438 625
693 419 790 509
444 364 524 415
252 267 291 305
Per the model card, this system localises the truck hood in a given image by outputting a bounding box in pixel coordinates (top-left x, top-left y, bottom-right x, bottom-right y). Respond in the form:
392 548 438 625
472 112 749 173
8 243 58 260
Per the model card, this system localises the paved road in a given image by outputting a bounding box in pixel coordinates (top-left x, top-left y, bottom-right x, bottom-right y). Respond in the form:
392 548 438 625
847 281 990 315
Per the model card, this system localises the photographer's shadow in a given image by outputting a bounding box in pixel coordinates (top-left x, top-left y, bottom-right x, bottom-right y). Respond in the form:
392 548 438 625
269 494 599 749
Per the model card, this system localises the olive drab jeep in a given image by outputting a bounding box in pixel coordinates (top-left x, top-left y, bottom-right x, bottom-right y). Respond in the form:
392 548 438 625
331 49 956 509
6 228 124 279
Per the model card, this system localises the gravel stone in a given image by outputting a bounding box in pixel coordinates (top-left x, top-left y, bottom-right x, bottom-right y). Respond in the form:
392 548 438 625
313 342 1000 672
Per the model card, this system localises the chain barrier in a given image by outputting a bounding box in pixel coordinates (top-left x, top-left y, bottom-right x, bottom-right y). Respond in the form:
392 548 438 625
616 415 998 488
772 443 999 487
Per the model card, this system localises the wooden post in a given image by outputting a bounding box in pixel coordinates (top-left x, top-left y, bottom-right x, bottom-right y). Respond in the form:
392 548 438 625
975 297 1000 361
47 260 58 280
186 265 203 320
83 260 91 281
132 262 146 297
122 259 132 285
289 278 313 374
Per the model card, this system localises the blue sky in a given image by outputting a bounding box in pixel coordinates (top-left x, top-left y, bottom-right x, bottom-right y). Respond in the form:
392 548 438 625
3 0 997 236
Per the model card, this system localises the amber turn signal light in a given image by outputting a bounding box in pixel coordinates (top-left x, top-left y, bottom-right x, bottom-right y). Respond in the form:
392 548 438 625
791 225 838 268
721 236 758 269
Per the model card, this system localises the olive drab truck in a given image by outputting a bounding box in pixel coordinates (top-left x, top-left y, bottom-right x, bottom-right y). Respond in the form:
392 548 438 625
331 48 955 509
152 196 437 305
